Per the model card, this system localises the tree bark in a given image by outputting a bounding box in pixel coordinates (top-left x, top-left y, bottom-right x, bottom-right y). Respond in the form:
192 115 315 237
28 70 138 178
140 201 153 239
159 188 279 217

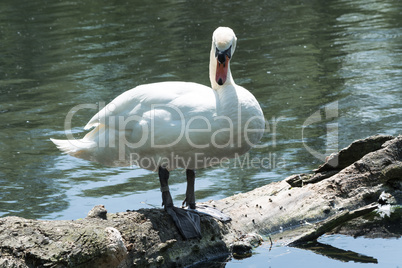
1 135 401 267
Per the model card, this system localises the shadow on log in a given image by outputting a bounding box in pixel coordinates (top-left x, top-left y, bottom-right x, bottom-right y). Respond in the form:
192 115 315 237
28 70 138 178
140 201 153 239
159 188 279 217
0 135 401 267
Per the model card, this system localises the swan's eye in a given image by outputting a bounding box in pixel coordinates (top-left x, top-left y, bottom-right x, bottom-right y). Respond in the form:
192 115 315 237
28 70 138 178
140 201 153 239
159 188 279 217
215 45 232 64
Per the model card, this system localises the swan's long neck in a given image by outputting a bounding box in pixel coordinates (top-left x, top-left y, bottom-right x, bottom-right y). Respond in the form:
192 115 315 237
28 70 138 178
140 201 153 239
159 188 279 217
209 46 234 90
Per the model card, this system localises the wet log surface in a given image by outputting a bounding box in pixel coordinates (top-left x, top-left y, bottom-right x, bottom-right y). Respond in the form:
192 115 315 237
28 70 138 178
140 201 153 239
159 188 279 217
1 135 401 267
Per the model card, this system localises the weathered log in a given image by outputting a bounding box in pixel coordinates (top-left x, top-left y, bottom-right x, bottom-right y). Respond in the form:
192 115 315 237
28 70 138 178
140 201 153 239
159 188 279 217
0 135 401 267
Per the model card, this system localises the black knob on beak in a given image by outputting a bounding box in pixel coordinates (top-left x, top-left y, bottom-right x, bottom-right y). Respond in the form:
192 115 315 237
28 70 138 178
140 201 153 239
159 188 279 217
215 46 232 64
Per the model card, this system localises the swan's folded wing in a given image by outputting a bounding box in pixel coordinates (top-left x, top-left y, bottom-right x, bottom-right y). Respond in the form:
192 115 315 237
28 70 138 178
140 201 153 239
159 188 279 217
84 81 215 130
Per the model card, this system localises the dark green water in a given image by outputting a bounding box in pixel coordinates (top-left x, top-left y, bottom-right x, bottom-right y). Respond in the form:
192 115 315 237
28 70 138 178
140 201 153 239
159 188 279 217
1 0 401 266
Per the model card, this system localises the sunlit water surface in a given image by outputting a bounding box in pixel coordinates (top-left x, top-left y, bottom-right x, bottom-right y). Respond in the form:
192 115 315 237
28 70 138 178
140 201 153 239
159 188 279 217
0 0 401 266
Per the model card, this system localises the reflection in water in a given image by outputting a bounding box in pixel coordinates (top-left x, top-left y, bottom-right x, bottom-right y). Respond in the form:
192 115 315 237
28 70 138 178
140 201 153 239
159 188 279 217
0 1 401 225
296 240 378 264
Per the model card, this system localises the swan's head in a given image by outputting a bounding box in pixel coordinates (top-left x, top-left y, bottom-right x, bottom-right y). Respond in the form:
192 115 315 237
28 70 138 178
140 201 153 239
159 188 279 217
211 27 237 86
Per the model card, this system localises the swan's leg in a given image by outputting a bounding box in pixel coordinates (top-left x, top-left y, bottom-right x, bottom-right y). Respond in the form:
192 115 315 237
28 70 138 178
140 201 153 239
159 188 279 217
182 169 232 222
158 166 201 240
182 169 196 209
158 166 173 208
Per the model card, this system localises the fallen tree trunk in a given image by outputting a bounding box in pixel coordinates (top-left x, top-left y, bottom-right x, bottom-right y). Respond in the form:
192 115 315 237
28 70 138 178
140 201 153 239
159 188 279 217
0 135 401 267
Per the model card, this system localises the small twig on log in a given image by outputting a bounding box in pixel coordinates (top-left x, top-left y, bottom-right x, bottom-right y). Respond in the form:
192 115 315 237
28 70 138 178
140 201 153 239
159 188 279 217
267 234 273 251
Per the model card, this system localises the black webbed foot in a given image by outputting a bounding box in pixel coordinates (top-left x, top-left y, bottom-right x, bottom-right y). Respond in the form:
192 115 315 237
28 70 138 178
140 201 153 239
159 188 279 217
159 166 201 240
166 206 201 239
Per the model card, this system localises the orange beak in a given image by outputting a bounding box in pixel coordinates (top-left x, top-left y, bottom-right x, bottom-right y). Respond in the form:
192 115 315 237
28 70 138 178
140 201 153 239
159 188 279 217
215 55 229 86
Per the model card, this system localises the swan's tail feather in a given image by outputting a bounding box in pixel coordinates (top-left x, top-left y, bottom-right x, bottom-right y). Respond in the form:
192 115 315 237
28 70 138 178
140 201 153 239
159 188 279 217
50 138 96 159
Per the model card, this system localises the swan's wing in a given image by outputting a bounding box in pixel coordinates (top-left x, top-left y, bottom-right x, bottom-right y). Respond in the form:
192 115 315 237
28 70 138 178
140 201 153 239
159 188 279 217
84 81 215 131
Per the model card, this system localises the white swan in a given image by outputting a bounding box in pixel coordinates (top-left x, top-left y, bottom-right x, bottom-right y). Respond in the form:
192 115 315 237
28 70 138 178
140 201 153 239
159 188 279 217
51 27 265 239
